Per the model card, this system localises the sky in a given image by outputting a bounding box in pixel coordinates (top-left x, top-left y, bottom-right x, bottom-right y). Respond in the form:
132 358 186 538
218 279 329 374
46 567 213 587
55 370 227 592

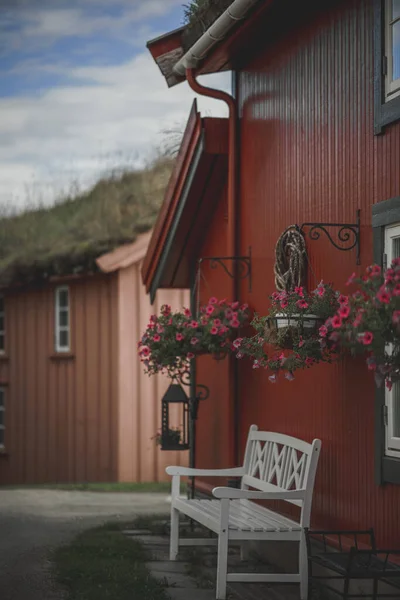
0 0 230 208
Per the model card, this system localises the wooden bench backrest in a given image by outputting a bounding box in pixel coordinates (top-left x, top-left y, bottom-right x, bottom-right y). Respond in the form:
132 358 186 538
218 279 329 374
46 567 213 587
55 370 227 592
241 425 321 526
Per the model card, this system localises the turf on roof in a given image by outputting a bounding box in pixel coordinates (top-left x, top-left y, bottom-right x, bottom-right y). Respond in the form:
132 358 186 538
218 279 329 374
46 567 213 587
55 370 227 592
182 0 234 51
0 157 174 288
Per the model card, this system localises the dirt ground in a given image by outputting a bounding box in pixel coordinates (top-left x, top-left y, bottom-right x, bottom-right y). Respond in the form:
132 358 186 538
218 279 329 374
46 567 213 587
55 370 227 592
0 489 170 600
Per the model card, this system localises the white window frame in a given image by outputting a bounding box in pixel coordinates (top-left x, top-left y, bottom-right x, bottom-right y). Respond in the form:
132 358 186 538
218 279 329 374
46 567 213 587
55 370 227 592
55 286 70 353
384 223 400 456
385 0 400 101
0 387 5 449
0 295 5 354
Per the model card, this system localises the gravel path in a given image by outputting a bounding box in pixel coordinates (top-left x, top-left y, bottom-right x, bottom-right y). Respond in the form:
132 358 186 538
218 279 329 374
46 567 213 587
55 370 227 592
0 489 170 600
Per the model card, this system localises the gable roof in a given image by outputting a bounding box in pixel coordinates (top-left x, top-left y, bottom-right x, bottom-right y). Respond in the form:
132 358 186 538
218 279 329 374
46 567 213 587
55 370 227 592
141 100 228 302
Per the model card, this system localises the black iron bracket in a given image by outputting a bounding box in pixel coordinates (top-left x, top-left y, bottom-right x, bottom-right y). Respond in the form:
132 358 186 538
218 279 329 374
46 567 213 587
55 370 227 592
198 246 252 292
298 210 361 265
177 371 210 420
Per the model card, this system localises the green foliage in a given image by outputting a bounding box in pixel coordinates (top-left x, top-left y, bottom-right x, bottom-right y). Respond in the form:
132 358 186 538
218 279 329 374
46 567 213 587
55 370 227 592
0 157 174 287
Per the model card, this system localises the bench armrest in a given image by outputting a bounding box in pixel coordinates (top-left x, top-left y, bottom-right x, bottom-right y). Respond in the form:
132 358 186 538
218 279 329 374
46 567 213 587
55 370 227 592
212 486 306 501
166 466 245 477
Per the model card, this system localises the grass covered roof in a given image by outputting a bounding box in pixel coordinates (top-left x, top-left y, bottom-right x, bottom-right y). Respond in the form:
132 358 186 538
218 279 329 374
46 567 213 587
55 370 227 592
183 0 234 50
0 157 174 288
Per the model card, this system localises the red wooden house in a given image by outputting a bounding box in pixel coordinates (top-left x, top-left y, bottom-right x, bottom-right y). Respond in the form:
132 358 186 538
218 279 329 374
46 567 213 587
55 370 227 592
143 0 400 553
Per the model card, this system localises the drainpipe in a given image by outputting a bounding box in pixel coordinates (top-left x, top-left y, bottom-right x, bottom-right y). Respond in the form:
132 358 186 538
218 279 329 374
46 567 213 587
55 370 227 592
186 68 240 469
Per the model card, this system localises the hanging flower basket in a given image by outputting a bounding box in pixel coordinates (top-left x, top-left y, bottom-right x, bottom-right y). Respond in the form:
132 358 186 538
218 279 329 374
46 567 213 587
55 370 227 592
138 298 250 379
234 282 340 381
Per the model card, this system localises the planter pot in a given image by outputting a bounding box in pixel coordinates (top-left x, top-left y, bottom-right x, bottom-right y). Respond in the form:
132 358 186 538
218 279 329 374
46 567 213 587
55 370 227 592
265 313 323 349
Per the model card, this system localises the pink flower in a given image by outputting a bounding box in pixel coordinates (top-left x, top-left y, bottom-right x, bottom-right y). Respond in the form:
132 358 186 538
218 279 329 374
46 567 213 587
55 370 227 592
153 334 161 342
305 357 315 366
209 297 218 305
168 318 173 325
285 372 295 381
150 314 157 323
295 286 304 297
377 290 391 304
231 301 239 309
298 336 305 348
296 299 309 309
184 308 191 317
268 374 277 383
176 333 184 341
271 292 280 302
392 311 400 325
393 284 400 296
339 305 350 318
161 305 171 316
233 338 243 349
225 308 233 318
370 265 381 276
386 379 393 391
206 305 215 315
338 294 349 305
329 332 340 342
200 316 208 325
236 352 244 359
230 319 240 328
140 346 150 357
210 327 219 335
332 315 343 328
280 299 288 309
319 325 328 337
218 298 228 306
190 337 199 345
187 352 195 360
190 320 199 328
316 286 325 297
362 331 374 345
346 273 356 286
213 319 221 327
253 360 261 369
156 325 164 333
241 303 249 310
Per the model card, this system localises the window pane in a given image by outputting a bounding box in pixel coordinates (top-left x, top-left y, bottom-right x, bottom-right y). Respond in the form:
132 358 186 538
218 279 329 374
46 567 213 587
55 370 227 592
0 315 5 332
59 330 69 348
0 390 4 407
393 21 400 80
59 310 68 327
0 429 3 445
0 297 4 313
393 382 400 438
58 289 69 308
393 0 400 20
0 334 5 352
0 412 4 427
392 236 400 259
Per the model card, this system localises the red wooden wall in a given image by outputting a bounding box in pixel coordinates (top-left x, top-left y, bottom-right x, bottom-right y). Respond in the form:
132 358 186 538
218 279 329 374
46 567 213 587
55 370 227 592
195 0 400 546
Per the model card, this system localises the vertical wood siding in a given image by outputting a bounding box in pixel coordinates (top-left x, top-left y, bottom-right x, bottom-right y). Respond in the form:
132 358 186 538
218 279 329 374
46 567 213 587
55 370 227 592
0 267 188 485
234 0 400 547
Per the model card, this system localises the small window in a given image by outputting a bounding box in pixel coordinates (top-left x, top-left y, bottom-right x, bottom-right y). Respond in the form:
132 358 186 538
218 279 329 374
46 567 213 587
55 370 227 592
384 224 400 457
0 296 5 354
0 387 5 449
55 286 70 353
385 0 400 100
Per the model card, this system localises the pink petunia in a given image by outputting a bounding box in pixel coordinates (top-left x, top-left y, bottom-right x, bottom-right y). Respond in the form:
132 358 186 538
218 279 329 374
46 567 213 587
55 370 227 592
153 334 161 342
271 292 280 302
231 301 240 309
230 319 240 328
209 297 218 305
161 305 171 316
377 290 391 304
218 298 228 305
319 325 328 337
295 286 304 297
393 284 400 297
236 352 244 359
187 352 195 360
298 336 305 348
190 320 199 328
176 333 184 341
225 308 233 318
338 294 349 305
190 337 199 345
339 305 350 318
201 316 208 325
392 310 400 325
241 303 249 310
280 299 289 309
296 299 309 309
184 308 191 317
370 265 381 276
346 273 356 286
140 346 150 357
362 331 374 345
332 315 343 328
305 357 314 366
213 319 221 327
206 305 215 315
210 327 219 335
316 286 325 297
233 338 243 349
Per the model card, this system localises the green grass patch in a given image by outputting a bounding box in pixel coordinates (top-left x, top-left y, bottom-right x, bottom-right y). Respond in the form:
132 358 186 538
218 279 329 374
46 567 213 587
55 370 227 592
53 524 170 600
1 481 173 493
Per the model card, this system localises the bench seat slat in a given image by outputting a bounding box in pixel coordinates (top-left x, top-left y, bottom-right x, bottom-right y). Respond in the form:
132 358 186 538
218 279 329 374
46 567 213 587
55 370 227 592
174 498 301 534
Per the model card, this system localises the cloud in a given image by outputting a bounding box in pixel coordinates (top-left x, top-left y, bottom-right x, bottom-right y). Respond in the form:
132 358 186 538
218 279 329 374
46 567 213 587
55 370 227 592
0 49 231 207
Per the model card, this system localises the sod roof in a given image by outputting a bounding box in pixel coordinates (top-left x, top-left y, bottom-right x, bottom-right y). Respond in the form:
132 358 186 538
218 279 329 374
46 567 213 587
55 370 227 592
0 157 174 288
182 0 234 51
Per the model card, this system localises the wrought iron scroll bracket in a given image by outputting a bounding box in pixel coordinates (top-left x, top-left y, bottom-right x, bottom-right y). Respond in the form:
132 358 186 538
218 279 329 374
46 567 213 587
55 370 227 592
198 246 252 292
176 372 210 420
298 210 361 265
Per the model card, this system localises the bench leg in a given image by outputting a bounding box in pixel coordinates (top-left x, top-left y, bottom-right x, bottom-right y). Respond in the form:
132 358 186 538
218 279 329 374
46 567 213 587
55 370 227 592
170 507 179 561
216 499 229 600
299 532 308 600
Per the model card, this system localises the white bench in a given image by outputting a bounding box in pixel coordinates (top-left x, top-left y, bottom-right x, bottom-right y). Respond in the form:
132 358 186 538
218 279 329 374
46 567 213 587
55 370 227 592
166 424 321 600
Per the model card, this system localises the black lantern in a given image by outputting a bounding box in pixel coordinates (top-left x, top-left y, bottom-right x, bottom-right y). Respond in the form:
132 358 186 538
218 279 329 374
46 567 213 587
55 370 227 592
161 383 190 451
